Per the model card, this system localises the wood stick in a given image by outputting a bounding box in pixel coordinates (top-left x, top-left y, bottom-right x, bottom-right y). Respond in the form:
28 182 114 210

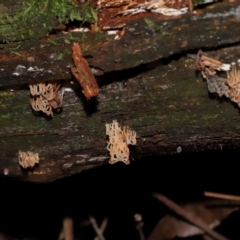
134 213 145 240
136 223 145 240
89 216 106 240
63 218 74 240
58 217 73 240
153 193 229 240
94 217 108 240
204 191 240 201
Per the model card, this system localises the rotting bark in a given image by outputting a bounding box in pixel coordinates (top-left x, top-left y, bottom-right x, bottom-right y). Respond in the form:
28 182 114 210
1 1 240 182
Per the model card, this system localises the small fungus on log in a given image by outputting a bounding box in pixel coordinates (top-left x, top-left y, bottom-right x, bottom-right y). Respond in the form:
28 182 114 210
106 120 137 165
227 64 240 107
29 82 64 116
18 151 40 169
70 42 99 100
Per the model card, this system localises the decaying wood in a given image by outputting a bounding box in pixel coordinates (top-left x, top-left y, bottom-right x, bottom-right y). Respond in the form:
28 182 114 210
1 1 240 88
1 1 240 183
2 46 240 183
70 42 99 100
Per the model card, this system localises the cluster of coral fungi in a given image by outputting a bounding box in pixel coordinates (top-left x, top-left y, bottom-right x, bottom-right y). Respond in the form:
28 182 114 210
18 150 39 169
29 82 64 116
106 120 137 165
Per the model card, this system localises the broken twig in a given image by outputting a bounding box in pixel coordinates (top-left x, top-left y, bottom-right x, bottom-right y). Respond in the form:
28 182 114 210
58 217 74 240
94 217 108 240
134 213 145 240
205 191 240 201
89 216 106 240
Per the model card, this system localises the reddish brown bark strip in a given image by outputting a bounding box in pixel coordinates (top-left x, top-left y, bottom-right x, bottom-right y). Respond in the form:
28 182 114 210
70 42 99 100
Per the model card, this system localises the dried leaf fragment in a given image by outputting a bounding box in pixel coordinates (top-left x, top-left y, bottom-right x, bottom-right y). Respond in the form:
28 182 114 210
70 42 99 100
149 199 238 240
106 120 136 165
98 0 187 17
18 150 39 168
196 50 240 108
195 50 228 77
196 50 230 97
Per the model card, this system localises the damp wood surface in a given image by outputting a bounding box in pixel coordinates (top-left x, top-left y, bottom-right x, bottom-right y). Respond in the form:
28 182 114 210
1 0 240 182
1 46 240 182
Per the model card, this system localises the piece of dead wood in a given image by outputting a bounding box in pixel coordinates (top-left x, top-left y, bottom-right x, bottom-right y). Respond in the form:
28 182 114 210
205 191 240 201
152 194 231 240
58 217 74 240
89 216 106 240
70 42 99 100
134 213 145 240
94 217 108 240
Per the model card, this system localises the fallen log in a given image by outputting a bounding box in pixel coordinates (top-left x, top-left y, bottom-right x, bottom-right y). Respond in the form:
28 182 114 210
1 45 240 182
1 1 240 182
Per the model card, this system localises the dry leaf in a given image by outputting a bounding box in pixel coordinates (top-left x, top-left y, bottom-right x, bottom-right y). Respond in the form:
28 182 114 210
148 199 238 240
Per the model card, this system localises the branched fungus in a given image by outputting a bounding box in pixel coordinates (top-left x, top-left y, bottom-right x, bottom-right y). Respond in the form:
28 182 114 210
29 82 64 116
227 64 240 107
106 120 137 165
18 150 40 169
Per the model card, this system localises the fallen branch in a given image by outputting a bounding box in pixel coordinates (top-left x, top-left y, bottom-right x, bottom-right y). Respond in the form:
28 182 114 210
94 217 108 240
153 193 229 240
58 217 74 240
134 213 145 240
89 216 106 240
204 191 240 201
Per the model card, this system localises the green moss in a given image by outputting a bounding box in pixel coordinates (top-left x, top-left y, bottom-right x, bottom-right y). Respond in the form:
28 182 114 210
0 0 98 42
144 18 171 36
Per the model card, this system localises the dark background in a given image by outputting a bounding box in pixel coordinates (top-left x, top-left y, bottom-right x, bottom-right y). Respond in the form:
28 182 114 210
1 149 240 240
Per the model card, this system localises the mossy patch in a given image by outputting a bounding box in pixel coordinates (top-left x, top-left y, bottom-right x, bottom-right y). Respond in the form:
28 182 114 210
0 0 98 43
